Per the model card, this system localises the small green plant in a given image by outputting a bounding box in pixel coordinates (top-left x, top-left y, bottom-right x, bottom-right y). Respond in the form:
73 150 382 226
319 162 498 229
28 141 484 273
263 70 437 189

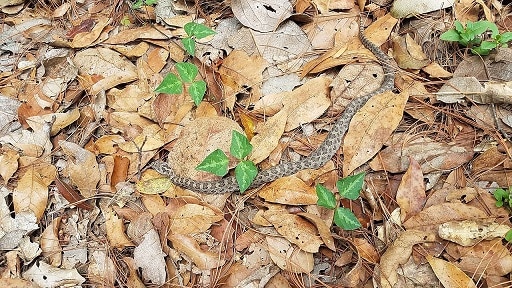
493 187 512 242
440 20 512 55
131 0 158 9
155 22 215 106
196 131 258 193
316 172 365 230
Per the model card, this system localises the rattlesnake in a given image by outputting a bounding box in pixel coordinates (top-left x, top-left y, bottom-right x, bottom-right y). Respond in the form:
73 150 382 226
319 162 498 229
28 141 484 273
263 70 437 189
151 16 395 194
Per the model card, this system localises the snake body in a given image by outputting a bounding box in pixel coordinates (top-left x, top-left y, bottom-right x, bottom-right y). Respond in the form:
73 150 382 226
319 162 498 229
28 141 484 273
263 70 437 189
151 17 395 194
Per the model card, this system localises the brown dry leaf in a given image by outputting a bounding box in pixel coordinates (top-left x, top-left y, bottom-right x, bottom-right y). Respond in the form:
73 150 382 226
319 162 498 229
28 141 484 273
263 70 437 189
426 255 477 288
14 163 56 221
0 278 39 288
118 124 166 152
167 116 243 182
26 109 80 136
92 135 125 155
392 34 431 70
422 62 453 78
438 220 511 246
369 134 474 173
396 157 426 222
71 17 110 48
73 47 138 95
0 148 19 184
353 237 380 264
40 217 62 266
380 230 437 288
263 210 323 253
258 176 318 205
448 238 512 277
54 177 93 210
231 0 292 32
343 90 408 176
88 250 116 286
297 212 335 251
122 257 146 288
219 50 268 109
0 119 53 158
169 203 223 234
104 207 134 248
59 140 100 198
111 42 150 58
403 203 488 233
249 110 287 164
168 233 225 270
265 236 314 273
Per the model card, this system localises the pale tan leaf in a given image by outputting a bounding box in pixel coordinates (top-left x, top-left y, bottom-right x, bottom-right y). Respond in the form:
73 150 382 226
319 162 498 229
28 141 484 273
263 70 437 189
438 220 511 246
258 176 318 205
23 261 85 287
343 90 408 176
104 207 134 248
353 237 380 264
426 255 477 288
249 110 287 164
133 229 167 285
73 47 138 95
392 34 431 70
297 212 335 251
40 217 62 266
169 203 223 234
26 109 80 136
88 250 116 286
403 203 488 233
396 157 426 222
265 236 314 273
118 124 166 152
380 230 437 288
168 233 225 270
0 148 19 184
263 210 323 253
14 163 56 221
59 140 100 198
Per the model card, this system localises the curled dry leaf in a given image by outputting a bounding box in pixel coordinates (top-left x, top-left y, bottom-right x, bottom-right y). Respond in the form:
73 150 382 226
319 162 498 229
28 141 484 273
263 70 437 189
403 203 488 233
297 212 335 251
265 236 314 273
438 220 511 246
0 148 19 184
168 233 225 270
40 217 62 266
73 47 138 95
104 207 134 248
26 109 80 136
343 90 408 176
59 140 100 198
263 210 323 253
392 34 431 70
380 230 437 288
426 255 477 288
14 163 56 221
396 157 425 222
258 176 318 205
23 261 85 287
71 17 110 48
169 203 223 234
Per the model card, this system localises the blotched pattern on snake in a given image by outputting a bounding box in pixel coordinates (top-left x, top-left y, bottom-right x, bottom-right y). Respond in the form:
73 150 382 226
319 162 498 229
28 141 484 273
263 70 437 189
151 16 396 194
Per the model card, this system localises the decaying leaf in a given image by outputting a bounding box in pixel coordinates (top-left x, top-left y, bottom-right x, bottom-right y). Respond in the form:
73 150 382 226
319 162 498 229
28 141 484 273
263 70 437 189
396 157 426 222
265 236 314 273
438 220 511 246
59 140 100 198
343 90 408 176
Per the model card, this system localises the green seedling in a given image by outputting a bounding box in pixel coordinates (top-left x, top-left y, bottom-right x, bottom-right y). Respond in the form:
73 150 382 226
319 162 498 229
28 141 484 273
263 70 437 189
196 131 257 193
316 172 365 230
440 20 512 55
155 22 215 105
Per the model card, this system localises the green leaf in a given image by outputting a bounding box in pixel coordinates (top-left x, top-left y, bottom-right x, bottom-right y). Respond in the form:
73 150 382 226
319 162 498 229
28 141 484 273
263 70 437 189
471 46 490 56
120 16 131 26
189 80 207 106
155 73 183 94
181 37 195 56
184 22 216 39
196 149 229 176
175 62 198 83
230 130 252 160
499 32 512 43
235 160 258 193
316 184 337 209
440 29 461 42
454 21 464 33
131 0 144 9
472 20 498 36
494 188 508 201
505 229 512 242
337 172 365 200
480 40 497 50
145 0 158 5
333 207 361 230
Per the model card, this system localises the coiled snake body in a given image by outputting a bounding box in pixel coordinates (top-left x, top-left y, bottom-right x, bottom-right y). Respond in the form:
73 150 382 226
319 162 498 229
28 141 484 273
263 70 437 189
151 17 395 194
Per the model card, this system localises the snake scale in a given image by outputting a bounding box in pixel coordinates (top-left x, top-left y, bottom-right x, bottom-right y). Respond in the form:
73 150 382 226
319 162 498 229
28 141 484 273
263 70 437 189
151 16 395 194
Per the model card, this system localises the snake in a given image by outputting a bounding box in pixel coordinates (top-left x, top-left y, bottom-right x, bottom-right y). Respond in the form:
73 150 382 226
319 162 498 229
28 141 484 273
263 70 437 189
151 16 395 194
